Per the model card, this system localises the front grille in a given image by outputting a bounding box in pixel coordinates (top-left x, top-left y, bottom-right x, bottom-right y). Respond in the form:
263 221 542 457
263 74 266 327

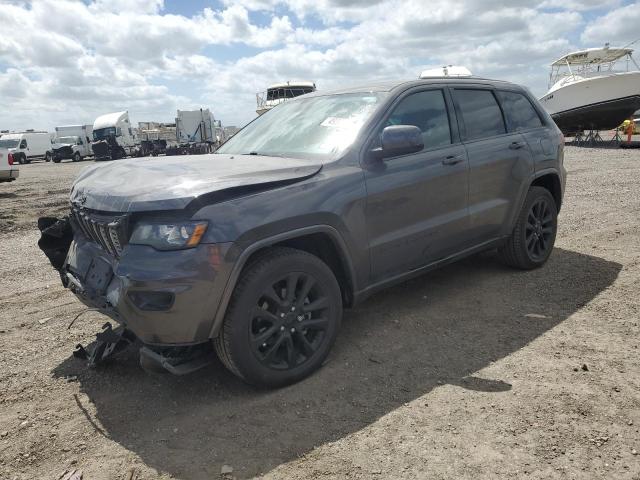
70 207 128 258
53 146 73 157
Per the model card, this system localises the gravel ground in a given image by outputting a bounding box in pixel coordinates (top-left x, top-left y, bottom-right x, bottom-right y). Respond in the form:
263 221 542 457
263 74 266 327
0 147 639 480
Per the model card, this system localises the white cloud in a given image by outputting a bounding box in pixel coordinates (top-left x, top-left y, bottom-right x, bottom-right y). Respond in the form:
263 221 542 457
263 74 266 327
581 2 640 45
0 0 632 130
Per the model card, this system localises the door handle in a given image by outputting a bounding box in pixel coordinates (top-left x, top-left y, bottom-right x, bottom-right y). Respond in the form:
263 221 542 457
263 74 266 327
442 155 463 166
509 141 526 150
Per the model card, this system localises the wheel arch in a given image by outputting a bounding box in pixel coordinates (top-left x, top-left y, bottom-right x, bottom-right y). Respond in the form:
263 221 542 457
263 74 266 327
505 168 563 237
530 171 563 212
209 225 357 338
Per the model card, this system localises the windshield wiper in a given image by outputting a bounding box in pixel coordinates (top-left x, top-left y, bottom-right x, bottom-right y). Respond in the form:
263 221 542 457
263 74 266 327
243 151 285 158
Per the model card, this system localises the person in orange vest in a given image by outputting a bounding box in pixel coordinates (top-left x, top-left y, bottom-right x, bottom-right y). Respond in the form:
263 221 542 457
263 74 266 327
626 119 635 143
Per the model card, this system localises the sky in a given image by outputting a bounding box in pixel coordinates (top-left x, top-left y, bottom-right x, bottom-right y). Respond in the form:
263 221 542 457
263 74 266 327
0 0 638 131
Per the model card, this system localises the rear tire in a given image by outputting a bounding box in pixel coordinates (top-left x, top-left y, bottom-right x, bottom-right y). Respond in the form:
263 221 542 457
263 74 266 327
45 152 51 162
214 247 342 388
499 186 558 269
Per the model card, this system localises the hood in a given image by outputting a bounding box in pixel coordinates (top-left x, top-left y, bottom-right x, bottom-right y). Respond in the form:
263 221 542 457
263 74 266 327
70 153 322 212
53 142 74 149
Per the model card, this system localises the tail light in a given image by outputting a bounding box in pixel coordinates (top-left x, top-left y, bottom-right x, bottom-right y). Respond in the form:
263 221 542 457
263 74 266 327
8 153 14 166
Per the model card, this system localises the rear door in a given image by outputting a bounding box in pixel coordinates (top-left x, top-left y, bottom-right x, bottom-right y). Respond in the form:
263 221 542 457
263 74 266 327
495 89 556 173
451 87 533 243
363 87 469 283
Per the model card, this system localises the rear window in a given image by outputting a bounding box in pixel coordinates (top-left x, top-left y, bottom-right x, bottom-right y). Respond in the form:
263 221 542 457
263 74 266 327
453 89 506 140
497 91 543 131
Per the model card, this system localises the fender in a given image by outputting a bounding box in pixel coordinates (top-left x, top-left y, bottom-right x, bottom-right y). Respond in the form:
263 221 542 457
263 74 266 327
506 167 563 234
208 224 358 338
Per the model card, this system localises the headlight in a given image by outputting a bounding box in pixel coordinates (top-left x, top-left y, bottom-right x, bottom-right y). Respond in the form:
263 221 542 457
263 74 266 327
129 221 208 250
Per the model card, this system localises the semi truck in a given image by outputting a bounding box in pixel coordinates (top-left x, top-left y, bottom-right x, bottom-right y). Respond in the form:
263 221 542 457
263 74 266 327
51 125 94 163
166 109 225 155
136 121 177 156
91 111 138 160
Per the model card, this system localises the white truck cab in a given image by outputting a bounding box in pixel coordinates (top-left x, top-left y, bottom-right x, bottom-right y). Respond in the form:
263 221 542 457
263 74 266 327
0 131 52 164
91 111 138 160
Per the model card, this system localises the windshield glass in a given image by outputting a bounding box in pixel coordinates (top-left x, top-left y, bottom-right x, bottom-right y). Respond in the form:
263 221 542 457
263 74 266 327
93 127 117 141
217 92 388 161
56 136 79 144
0 139 19 148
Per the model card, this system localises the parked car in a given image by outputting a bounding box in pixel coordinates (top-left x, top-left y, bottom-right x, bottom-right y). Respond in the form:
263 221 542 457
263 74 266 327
0 131 52 164
38 77 566 387
0 148 18 182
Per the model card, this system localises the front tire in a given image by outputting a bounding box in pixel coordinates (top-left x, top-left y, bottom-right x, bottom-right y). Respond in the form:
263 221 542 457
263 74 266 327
499 186 558 269
18 154 26 165
214 247 342 388
73 152 82 162
45 152 51 162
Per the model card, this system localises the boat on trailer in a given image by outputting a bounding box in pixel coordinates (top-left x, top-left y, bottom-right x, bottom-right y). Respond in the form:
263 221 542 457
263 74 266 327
539 45 640 135
256 81 316 115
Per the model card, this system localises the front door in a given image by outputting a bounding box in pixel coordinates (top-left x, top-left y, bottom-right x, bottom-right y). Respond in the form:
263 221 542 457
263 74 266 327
363 88 469 283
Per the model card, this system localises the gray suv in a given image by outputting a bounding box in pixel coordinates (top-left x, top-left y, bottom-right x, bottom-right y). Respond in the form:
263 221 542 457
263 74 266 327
39 77 566 387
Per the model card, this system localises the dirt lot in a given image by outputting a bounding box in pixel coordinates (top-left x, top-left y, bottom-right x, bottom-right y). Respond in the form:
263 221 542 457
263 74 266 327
0 148 639 480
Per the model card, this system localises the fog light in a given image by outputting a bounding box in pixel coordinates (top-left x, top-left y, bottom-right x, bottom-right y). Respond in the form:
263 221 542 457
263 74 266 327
128 291 174 311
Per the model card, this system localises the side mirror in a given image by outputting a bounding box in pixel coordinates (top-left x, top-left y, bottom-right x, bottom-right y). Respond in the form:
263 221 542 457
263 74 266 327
372 125 424 160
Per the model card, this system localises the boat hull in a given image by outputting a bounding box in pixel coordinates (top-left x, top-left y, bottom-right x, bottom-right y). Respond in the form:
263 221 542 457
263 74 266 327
539 72 640 134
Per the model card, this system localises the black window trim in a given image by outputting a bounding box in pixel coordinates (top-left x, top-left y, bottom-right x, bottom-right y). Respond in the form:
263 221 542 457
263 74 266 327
449 86 510 143
362 85 460 161
495 88 546 133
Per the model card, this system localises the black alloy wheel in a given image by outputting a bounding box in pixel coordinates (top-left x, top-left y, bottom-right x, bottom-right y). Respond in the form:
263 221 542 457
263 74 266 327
214 247 342 388
525 197 554 262
250 272 330 370
499 186 558 269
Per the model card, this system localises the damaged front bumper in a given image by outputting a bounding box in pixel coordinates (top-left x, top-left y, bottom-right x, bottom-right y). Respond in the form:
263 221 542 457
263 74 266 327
40 217 234 346
65 234 234 345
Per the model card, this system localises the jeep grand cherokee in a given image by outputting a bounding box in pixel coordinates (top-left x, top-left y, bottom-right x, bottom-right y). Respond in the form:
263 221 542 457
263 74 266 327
39 77 566 387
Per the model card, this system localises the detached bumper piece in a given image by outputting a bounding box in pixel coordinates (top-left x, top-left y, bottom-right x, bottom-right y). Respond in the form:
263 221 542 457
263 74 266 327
73 322 137 367
139 343 214 375
37 216 73 272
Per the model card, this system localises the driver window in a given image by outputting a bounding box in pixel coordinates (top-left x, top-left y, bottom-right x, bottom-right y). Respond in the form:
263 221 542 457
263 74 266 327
20 139 27 149
382 90 451 150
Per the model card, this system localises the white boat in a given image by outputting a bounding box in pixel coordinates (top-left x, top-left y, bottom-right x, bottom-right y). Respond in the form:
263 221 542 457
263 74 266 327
256 81 316 115
539 45 640 134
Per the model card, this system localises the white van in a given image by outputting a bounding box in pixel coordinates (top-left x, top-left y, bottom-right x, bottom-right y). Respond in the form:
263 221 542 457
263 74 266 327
52 125 94 163
0 131 52 164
